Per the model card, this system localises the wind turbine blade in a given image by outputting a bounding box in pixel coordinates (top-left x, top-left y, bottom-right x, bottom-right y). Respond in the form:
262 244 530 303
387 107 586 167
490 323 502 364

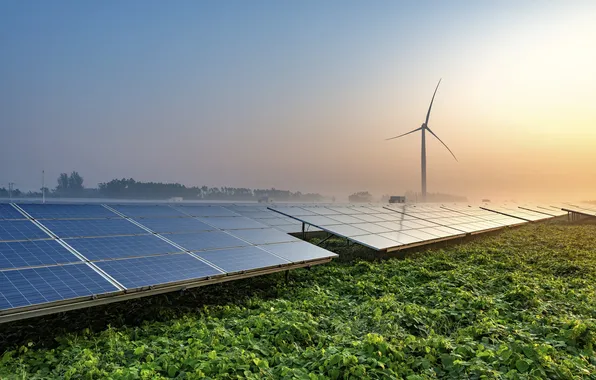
425 78 442 125
386 127 422 141
426 126 458 162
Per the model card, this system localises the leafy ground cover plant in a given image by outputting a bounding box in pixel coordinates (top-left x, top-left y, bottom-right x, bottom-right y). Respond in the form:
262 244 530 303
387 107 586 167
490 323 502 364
1 222 595 379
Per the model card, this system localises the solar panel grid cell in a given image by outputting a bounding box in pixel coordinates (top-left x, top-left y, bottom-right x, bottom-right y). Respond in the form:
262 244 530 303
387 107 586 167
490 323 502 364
18 204 117 219
0 240 81 269
196 216 268 230
228 228 298 245
95 253 224 289
162 231 249 251
0 220 51 242
196 246 290 274
378 231 422 245
0 263 118 310
110 205 185 218
174 206 239 217
134 217 214 233
0 205 25 220
39 219 146 238
65 235 181 261
260 241 337 262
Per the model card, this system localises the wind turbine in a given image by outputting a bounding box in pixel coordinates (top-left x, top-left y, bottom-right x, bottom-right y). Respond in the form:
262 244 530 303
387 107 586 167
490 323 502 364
386 79 457 201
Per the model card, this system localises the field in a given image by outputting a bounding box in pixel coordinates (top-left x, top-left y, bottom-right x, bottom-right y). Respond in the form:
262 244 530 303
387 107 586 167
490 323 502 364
1 221 595 379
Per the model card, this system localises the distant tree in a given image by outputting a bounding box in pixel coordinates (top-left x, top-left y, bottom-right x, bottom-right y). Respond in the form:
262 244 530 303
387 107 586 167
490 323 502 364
56 173 69 192
348 191 373 203
68 171 84 191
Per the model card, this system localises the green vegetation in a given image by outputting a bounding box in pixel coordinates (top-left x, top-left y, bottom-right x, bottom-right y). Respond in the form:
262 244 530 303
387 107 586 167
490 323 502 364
1 222 595 379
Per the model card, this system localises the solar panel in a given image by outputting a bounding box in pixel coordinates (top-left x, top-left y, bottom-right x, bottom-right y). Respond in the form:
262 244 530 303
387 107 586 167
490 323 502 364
174 205 239 217
480 205 552 222
196 246 290 273
39 219 146 238
261 241 338 262
0 263 118 310
162 231 249 251
378 231 424 245
300 215 343 226
0 240 81 270
561 203 596 217
0 220 51 242
94 253 224 289
0 204 25 220
0 203 339 321
349 234 406 250
441 205 525 227
18 204 117 219
350 223 393 234
530 205 567 217
323 224 370 238
196 216 268 230
269 205 473 251
65 235 181 261
228 228 298 245
110 205 186 218
328 214 367 224
134 217 214 233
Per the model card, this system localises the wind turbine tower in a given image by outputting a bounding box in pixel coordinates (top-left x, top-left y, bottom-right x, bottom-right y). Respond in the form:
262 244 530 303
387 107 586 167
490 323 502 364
386 79 458 201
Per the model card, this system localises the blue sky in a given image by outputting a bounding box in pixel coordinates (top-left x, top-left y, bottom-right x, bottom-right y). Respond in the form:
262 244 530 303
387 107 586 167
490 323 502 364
1 1 595 200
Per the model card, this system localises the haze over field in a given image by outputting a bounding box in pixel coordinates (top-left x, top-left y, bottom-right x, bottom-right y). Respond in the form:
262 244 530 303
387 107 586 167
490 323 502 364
1 1 595 201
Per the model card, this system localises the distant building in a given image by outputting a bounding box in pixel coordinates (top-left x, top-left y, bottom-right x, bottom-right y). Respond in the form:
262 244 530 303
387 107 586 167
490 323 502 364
388 196 406 204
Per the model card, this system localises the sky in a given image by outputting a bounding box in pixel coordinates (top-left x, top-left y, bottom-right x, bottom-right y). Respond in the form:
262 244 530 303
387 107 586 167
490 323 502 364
1 0 595 201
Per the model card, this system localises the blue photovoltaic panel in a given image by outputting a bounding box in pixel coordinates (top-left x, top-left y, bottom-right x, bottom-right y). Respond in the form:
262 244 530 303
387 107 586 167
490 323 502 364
0 204 25 219
0 240 81 270
65 235 180 261
196 246 290 273
229 228 298 245
39 219 145 238
261 241 338 262
95 253 223 289
18 204 117 219
134 217 214 233
110 205 185 217
0 263 118 310
174 206 238 217
0 220 50 242
196 216 267 230
162 231 249 251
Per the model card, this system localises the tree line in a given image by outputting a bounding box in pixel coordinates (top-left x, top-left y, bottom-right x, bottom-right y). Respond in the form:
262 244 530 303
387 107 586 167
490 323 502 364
97 178 323 201
0 172 324 201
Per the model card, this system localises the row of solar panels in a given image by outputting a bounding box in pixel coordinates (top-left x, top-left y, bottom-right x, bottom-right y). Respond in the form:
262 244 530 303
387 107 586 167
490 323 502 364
268 203 569 251
0 203 336 322
0 201 581 322
561 202 596 217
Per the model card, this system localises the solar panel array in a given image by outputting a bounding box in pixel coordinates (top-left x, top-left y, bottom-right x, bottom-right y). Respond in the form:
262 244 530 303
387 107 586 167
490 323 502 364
561 202 596 217
269 202 565 252
479 204 554 222
269 205 465 250
0 203 337 321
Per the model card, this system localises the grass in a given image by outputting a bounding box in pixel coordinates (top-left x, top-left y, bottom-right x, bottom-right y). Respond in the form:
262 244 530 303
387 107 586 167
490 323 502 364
1 221 595 379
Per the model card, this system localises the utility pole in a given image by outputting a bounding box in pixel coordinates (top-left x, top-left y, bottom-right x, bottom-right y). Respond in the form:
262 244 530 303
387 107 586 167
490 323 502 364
8 182 14 202
42 170 46 204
